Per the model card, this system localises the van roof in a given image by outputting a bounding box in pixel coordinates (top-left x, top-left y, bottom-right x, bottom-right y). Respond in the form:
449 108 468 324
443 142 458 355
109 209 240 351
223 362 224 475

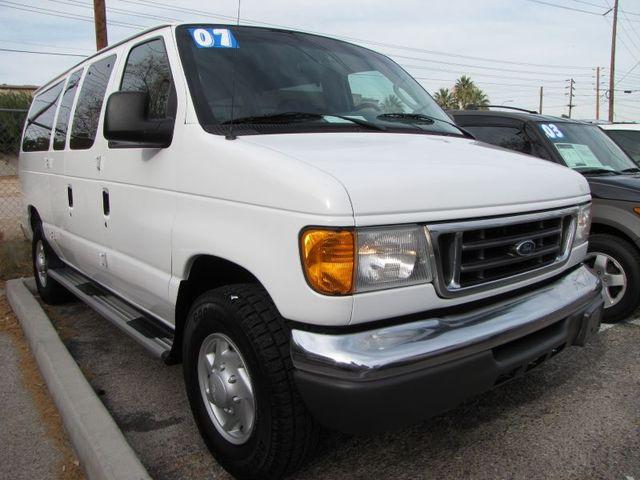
35 23 174 95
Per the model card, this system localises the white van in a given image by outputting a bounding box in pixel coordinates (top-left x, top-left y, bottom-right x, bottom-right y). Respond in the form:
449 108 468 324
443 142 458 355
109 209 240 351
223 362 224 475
20 24 603 479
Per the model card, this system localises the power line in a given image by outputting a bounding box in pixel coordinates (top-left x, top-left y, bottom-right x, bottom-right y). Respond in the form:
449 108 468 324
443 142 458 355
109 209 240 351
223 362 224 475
0 0 144 29
388 52 595 77
110 0 595 70
523 0 606 15
568 0 640 16
0 46 86 57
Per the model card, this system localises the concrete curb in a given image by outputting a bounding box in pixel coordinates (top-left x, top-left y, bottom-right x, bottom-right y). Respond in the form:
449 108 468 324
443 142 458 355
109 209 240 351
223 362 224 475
6 278 152 480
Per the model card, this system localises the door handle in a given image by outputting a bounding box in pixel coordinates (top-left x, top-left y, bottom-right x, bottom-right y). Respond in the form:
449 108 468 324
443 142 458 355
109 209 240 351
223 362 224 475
67 185 73 208
102 189 110 217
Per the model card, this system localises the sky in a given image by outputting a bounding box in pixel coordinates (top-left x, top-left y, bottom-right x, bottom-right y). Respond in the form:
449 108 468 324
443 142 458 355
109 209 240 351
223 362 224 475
0 0 639 121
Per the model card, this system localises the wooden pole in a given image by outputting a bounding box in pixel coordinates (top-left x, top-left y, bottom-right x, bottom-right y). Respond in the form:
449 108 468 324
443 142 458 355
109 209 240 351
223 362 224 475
93 0 108 51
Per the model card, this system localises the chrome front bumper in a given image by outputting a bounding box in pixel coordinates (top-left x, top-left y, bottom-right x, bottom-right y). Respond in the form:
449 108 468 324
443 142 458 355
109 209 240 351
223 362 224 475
291 265 602 433
291 265 602 382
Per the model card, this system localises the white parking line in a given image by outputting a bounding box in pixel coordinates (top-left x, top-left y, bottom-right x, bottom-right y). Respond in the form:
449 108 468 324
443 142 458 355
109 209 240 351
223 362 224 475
599 323 616 333
628 318 640 327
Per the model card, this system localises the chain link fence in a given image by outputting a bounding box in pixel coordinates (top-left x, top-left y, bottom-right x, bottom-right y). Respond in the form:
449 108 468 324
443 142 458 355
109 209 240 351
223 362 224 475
0 107 27 241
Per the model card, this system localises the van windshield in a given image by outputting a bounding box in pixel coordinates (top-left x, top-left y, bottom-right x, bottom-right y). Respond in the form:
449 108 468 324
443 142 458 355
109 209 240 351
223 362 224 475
537 122 639 175
176 25 462 137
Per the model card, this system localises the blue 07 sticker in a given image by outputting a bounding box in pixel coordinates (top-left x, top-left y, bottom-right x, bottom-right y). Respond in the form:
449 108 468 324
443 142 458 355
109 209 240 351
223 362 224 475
189 28 238 49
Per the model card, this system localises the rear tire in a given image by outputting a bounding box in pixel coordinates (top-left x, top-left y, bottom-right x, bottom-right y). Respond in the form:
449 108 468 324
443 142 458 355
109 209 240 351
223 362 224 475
586 233 640 323
182 284 318 480
32 226 72 305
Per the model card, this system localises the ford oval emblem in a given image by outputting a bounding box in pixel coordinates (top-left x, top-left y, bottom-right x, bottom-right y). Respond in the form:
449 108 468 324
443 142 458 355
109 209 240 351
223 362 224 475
515 240 536 256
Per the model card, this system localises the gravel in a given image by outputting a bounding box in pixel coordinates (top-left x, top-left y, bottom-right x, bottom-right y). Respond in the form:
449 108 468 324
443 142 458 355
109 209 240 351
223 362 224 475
43 300 640 480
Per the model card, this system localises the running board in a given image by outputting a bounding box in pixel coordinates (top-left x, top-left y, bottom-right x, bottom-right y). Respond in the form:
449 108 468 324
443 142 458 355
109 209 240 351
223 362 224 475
48 267 174 361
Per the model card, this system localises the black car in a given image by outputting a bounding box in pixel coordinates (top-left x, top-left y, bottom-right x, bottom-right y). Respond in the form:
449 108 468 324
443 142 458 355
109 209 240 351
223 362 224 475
450 108 640 322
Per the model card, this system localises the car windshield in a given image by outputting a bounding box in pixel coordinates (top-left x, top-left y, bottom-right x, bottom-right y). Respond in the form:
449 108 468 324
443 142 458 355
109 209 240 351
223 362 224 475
604 129 640 165
176 25 462 137
537 121 638 174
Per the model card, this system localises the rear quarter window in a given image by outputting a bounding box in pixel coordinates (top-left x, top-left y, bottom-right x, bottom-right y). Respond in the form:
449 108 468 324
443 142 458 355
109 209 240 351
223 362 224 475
70 54 117 150
22 81 64 152
53 69 83 150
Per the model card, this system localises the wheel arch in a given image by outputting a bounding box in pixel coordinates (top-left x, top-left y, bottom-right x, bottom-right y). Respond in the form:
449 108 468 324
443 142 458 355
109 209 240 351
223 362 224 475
590 221 640 253
169 254 262 363
28 205 41 233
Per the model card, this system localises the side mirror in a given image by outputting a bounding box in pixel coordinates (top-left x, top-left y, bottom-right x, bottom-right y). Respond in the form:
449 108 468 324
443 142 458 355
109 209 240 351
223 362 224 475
104 91 173 148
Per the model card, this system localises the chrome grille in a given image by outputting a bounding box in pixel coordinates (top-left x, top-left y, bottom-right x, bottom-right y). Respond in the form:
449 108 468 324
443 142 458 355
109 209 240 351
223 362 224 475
428 207 578 297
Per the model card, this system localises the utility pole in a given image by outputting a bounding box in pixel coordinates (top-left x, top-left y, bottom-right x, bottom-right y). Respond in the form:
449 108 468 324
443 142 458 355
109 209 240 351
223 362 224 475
539 86 543 114
567 78 575 119
595 66 601 120
608 0 619 122
93 0 108 50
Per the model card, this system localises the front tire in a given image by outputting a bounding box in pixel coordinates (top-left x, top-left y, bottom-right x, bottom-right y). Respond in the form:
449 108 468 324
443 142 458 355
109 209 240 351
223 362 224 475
585 233 640 323
182 284 318 480
32 226 72 305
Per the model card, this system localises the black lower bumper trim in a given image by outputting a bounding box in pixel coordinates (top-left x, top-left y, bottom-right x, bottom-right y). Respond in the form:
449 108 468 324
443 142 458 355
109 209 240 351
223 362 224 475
294 295 603 434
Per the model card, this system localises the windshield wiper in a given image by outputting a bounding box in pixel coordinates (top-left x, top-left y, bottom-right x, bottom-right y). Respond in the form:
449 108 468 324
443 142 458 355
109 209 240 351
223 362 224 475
376 113 472 138
574 167 621 175
223 112 322 125
328 115 387 131
223 111 387 131
378 112 435 125
621 167 640 174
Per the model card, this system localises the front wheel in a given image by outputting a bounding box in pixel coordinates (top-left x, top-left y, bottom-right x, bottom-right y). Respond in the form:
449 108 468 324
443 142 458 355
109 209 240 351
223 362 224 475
32 226 72 304
585 233 640 323
182 284 318 480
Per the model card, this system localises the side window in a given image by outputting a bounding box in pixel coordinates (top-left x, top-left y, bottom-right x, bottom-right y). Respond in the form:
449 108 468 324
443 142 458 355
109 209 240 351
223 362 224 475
53 69 83 150
121 38 175 119
605 130 640 164
464 125 532 155
70 55 116 150
22 81 64 152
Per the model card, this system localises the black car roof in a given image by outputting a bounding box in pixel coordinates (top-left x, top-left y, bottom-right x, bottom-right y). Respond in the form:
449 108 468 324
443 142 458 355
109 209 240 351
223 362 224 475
448 109 590 125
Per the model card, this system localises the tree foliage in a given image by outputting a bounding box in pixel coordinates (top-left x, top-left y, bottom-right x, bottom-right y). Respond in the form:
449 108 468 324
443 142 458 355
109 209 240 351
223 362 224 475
433 76 489 110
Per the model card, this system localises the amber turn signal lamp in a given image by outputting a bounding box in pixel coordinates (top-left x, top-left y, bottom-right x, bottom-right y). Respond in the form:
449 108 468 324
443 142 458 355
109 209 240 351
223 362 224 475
300 229 355 295
634 207 640 216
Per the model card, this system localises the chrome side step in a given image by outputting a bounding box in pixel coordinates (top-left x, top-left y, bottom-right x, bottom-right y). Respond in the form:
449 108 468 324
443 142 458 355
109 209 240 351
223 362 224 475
48 267 174 361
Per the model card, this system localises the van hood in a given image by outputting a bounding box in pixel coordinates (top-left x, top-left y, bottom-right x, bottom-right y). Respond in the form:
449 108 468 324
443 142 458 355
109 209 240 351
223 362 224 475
242 132 590 220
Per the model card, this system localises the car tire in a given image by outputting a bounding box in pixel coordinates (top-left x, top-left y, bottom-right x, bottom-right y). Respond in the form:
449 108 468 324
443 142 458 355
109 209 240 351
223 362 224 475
182 284 318 480
32 226 72 305
586 233 640 323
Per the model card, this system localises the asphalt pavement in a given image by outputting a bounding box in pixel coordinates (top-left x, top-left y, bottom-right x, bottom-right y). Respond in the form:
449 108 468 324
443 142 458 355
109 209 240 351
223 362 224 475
0 284 83 480
42 299 640 480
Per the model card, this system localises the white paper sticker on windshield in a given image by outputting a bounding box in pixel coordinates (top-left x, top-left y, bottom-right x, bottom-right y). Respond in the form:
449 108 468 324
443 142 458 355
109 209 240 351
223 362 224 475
555 143 604 169
189 28 238 49
541 123 565 139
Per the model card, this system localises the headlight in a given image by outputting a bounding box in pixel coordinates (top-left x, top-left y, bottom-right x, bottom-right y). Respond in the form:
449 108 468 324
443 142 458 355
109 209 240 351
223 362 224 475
574 203 591 246
355 226 431 292
300 225 432 295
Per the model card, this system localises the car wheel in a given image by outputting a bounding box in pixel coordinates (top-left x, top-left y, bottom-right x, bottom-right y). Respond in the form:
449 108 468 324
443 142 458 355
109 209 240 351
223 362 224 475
182 284 318 480
585 233 640 323
32 226 72 305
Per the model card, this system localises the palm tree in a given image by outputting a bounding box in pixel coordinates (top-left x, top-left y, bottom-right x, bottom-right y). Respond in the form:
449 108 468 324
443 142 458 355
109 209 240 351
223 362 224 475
442 75 490 109
433 88 456 109
382 94 404 113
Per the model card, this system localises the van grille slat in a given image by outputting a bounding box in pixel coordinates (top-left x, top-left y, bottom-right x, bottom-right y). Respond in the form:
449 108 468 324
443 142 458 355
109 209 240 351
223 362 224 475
429 208 577 296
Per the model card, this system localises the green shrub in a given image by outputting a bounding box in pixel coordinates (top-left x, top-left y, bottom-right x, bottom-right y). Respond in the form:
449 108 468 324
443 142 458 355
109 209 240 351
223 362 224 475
0 91 32 155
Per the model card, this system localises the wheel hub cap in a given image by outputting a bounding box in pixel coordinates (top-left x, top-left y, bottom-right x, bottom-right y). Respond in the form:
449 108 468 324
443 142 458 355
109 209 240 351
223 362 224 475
585 251 627 309
197 333 255 445
35 240 48 287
